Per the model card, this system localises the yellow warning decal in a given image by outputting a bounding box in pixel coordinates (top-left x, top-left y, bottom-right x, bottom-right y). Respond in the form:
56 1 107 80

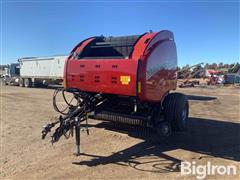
138 81 141 93
120 76 131 85
63 78 67 88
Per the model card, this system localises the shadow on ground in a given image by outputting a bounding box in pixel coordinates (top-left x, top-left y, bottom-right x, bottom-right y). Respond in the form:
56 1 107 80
187 95 217 101
73 117 240 173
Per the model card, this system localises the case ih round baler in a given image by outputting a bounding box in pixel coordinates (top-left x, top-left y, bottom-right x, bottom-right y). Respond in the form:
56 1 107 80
42 30 189 156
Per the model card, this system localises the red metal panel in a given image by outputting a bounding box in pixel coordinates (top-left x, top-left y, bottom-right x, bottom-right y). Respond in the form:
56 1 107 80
64 37 96 87
131 33 156 60
65 31 177 102
66 59 138 96
144 30 174 55
69 38 96 60
138 31 177 102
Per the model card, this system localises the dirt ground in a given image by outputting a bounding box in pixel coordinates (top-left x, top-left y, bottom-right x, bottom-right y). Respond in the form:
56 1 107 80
0 82 240 180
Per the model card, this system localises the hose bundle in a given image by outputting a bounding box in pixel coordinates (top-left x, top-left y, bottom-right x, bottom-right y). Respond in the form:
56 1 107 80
52 88 79 115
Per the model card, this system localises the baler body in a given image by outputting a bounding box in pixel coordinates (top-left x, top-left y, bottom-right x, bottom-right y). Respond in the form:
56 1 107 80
64 31 177 102
42 31 189 153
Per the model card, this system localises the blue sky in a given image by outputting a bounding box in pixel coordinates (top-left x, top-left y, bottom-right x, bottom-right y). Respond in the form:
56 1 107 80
1 1 239 66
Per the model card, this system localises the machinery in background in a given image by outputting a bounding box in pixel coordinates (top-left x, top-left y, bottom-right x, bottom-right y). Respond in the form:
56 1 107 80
18 56 67 87
3 55 67 87
178 63 204 88
2 63 20 86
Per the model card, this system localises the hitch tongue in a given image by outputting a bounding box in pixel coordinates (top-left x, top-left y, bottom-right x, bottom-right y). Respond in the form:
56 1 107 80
42 89 106 157
42 123 55 139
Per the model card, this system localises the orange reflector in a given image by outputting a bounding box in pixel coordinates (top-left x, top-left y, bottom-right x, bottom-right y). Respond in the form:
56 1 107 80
63 78 67 88
138 81 141 93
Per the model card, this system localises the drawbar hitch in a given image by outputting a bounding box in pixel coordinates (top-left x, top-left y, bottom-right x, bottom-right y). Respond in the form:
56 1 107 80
41 88 106 155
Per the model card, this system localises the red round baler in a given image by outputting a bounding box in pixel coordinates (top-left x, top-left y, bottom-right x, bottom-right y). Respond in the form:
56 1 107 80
42 31 189 156
63 30 188 134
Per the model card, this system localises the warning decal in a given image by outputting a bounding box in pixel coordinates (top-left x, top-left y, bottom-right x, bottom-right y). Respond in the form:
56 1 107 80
120 76 131 85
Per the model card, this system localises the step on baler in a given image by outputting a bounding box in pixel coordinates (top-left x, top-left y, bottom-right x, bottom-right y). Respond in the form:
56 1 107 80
42 30 189 156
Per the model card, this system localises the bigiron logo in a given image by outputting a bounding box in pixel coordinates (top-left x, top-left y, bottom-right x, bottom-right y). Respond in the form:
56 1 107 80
181 161 237 179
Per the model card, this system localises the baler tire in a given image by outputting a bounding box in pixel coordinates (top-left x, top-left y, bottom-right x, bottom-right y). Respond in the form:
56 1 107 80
24 78 32 88
19 78 24 87
163 93 189 131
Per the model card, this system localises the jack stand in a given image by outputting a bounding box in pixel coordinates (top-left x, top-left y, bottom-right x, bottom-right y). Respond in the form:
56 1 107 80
74 117 81 156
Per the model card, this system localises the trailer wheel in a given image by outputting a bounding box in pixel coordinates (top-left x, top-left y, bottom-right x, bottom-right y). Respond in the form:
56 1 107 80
19 78 25 87
24 78 32 88
163 93 189 131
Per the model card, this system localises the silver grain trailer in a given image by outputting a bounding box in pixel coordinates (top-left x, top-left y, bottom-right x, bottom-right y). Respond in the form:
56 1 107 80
18 55 67 87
